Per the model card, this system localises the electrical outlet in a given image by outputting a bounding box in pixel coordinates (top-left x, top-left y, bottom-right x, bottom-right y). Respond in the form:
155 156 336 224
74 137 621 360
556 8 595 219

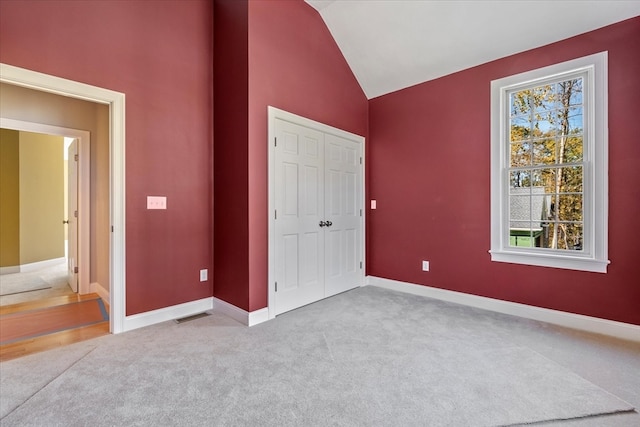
422 260 429 272
200 269 208 282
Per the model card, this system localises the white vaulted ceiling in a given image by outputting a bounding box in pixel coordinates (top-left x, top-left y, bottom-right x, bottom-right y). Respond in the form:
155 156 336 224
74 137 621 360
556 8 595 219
305 0 640 99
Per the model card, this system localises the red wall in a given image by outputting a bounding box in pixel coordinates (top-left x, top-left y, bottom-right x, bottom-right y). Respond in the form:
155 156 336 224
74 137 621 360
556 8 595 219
0 0 214 315
247 0 369 311
213 0 250 310
212 0 368 312
368 17 640 325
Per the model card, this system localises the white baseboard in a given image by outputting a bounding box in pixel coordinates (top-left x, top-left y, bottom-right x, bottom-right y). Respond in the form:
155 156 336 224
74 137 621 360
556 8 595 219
366 276 640 343
20 257 66 273
0 266 20 275
1 258 65 275
213 297 269 326
122 297 214 333
118 296 270 333
91 282 109 304
248 307 269 326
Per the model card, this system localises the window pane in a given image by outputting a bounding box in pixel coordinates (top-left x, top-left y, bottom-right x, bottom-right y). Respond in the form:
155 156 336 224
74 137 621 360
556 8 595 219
558 194 583 221
510 116 530 142
510 171 531 189
563 136 583 163
510 90 531 116
559 166 583 193
533 117 557 137
556 79 582 103
531 168 556 189
541 222 583 251
533 138 556 165
567 107 583 135
565 223 583 251
533 85 554 115
510 141 531 167
510 231 535 248
509 194 531 227
530 194 551 221
568 80 583 106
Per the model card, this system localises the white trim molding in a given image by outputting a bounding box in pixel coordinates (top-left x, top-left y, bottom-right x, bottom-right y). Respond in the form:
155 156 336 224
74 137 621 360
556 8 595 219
122 298 214 332
0 257 65 275
213 297 269 327
490 52 609 273
20 257 66 273
366 276 640 343
0 266 20 275
113 297 268 333
91 282 110 304
1 63 126 334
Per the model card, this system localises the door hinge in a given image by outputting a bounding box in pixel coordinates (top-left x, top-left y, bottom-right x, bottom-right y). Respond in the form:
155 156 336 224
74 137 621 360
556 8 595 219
111 226 114 232
360 209 362 217
360 261 362 269
275 210 277 220
74 266 79 274
274 137 277 147
275 282 278 292
74 154 79 161
74 210 78 218
360 157 362 165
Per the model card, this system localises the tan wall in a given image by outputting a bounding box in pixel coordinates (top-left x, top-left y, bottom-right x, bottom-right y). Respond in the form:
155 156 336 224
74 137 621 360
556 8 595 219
0 83 110 290
0 128 20 267
18 131 65 264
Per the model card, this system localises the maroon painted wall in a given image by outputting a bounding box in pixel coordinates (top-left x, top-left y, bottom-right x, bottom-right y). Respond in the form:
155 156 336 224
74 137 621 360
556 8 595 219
212 0 368 312
213 0 250 310
0 0 214 315
368 17 640 326
247 0 369 311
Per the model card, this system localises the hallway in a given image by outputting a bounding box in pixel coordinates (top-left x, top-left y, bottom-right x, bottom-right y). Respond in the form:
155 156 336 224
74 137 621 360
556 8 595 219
0 263 109 361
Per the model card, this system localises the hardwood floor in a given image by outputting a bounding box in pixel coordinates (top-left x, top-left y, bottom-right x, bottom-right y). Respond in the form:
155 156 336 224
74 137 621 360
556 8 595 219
0 294 110 362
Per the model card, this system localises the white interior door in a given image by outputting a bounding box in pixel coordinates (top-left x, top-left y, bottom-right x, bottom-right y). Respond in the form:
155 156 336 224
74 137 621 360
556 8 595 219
274 119 325 315
66 139 78 292
324 133 362 297
273 115 363 316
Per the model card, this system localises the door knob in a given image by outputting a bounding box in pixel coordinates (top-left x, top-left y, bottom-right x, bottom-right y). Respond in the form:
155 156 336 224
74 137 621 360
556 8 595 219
63 220 69 224
326 221 333 227
319 221 327 227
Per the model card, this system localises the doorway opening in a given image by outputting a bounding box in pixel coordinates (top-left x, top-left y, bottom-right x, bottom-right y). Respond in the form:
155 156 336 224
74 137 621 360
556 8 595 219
0 63 126 334
0 127 89 307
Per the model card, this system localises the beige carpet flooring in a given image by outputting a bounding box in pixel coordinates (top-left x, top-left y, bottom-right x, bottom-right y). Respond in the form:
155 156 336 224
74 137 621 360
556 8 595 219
0 262 74 306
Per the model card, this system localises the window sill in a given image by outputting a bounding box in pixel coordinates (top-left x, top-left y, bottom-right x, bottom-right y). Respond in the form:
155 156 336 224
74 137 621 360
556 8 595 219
489 250 609 273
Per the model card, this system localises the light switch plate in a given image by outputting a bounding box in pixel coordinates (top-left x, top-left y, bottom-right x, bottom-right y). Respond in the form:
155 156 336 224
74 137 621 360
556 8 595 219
200 269 208 282
371 200 377 209
422 260 430 271
147 196 167 210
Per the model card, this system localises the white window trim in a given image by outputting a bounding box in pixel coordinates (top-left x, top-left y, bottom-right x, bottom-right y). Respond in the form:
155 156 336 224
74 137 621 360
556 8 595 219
490 52 609 273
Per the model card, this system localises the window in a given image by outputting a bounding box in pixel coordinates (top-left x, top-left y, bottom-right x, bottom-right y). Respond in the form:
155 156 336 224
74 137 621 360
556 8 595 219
490 52 609 273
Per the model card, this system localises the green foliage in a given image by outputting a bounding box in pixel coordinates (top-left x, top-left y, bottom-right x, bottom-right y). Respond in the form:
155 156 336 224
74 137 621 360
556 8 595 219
508 78 584 250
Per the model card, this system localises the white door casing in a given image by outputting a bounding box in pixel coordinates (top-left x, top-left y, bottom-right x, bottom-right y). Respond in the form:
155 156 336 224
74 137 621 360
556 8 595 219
67 139 79 292
268 107 365 318
0 63 126 334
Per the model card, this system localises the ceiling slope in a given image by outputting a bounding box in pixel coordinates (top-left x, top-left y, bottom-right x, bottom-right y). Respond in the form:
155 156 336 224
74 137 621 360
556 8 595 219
306 0 640 99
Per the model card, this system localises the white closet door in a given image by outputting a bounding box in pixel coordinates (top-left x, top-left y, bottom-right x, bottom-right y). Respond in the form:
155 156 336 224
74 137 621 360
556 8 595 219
324 133 362 297
274 119 325 315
